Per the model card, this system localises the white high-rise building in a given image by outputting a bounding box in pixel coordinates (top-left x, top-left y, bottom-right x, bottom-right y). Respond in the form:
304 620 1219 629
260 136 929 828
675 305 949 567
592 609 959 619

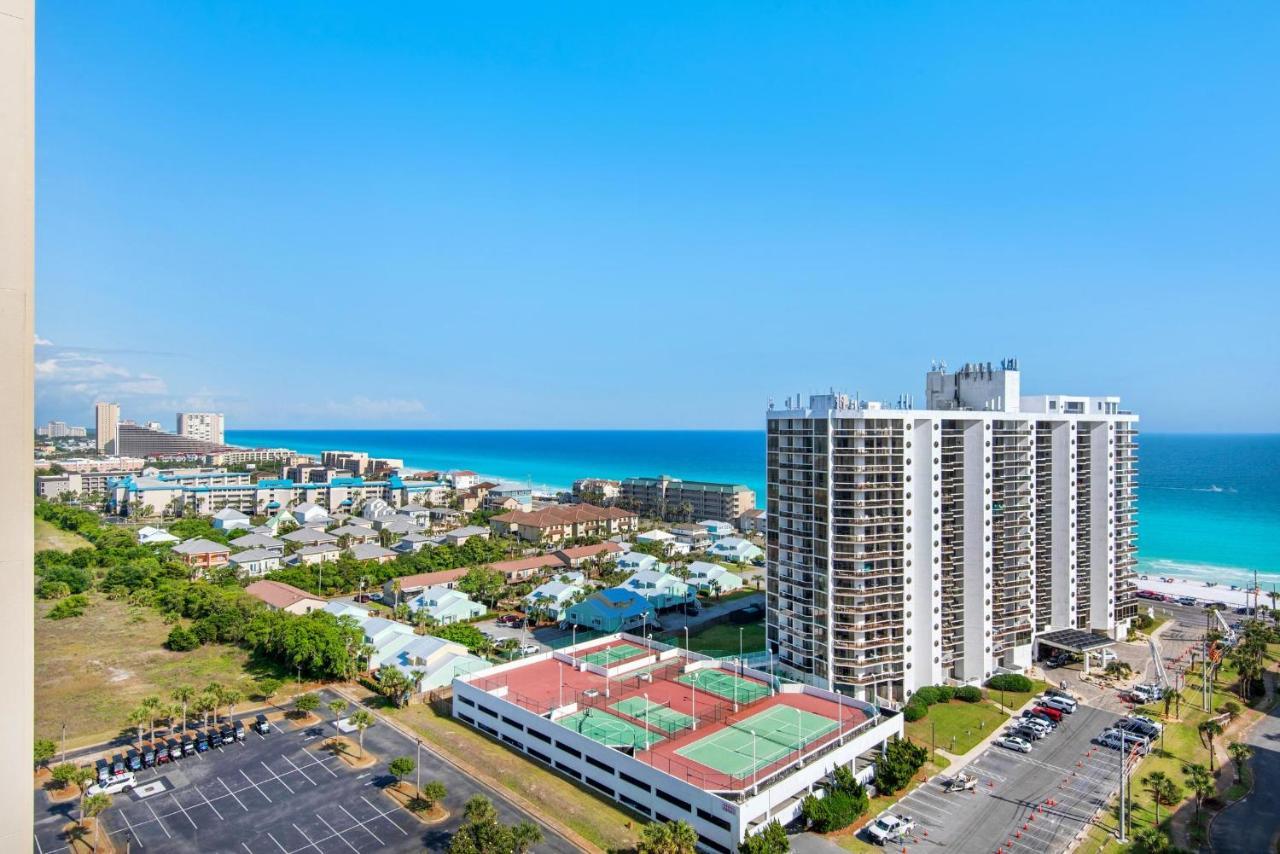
766 360 1138 704
177 412 225 445
94 402 119 455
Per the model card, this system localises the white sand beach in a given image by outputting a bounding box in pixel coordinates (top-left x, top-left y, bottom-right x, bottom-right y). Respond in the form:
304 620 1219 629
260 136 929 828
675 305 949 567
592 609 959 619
1137 576 1269 608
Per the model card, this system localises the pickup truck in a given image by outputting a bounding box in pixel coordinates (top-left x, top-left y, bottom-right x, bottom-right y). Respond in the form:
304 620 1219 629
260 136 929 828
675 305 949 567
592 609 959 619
865 812 915 845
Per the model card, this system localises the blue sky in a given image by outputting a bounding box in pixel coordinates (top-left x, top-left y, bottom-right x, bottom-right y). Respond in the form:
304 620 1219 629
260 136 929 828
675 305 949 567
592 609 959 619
36 2 1279 431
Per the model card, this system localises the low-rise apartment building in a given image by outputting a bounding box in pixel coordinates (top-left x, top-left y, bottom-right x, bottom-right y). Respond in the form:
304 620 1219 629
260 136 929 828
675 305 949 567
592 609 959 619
620 475 756 523
490 503 638 543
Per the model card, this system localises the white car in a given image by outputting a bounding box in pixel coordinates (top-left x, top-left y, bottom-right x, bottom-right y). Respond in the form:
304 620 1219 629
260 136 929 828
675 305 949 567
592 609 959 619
865 812 915 845
998 735 1032 753
88 771 136 796
518 644 541 656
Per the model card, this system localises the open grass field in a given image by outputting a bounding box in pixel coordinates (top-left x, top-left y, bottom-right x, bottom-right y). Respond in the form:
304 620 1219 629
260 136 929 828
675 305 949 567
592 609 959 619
35 594 279 748
390 701 641 853
989 678 1052 712
674 619 766 657
905 698 1010 757
35 517 92 553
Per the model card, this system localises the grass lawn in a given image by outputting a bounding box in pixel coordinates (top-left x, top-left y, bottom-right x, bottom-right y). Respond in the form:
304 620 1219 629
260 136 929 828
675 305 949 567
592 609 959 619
35 518 92 553
35 594 286 748
666 619 766 657
389 701 641 853
988 678 1052 712
905 699 1009 757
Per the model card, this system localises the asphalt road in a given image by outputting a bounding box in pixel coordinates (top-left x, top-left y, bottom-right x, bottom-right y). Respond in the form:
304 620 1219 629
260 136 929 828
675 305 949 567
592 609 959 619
34 688 577 854
1210 680 1280 853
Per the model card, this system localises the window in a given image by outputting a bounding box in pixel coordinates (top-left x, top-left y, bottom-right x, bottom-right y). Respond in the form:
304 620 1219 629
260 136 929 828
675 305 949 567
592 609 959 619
619 794 651 815
501 716 524 730
527 728 551 743
553 762 581 780
555 741 582 759
656 790 691 812
477 704 497 718
457 695 475 707
527 747 550 764
697 808 731 831
501 735 523 748
585 754 613 774
478 722 498 736
586 777 614 796
458 713 475 725
619 771 651 792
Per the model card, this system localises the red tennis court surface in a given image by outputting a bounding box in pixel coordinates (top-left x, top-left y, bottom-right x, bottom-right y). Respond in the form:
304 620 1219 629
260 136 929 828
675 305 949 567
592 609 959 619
468 646 871 792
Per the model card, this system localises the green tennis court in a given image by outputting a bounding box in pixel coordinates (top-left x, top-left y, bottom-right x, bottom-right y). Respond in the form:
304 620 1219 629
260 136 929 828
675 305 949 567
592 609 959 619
677 668 770 703
559 708 665 749
611 697 695 734
579 642 647 667
675 706 837 776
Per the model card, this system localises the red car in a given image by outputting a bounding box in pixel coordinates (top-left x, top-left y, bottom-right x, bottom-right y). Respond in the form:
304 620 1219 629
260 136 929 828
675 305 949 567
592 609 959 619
1032 705 1063 722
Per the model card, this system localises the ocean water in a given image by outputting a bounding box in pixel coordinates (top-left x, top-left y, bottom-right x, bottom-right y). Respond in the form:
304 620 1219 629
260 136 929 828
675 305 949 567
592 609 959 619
227 429 1280 587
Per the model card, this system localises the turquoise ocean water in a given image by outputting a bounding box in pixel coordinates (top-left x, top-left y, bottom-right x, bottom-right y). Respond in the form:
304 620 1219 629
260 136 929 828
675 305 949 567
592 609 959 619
228 430 1279 588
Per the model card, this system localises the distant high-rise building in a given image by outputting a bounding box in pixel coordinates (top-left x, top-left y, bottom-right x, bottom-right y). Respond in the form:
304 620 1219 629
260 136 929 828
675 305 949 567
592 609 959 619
619 475 756 523
766 360 1138 704
177 412 225 445
144 420 165 432
94 402 119 455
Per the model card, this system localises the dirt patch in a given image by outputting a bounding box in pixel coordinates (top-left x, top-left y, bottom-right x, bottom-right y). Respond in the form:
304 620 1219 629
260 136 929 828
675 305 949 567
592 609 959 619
382 781 449 824
318 736 377 769
61 819 117 854
287 711 321 729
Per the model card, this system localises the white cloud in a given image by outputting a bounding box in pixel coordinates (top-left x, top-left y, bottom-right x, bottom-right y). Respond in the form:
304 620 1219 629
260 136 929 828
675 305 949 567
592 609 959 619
35 334 53 346
319 396 429 419
36 352 169 399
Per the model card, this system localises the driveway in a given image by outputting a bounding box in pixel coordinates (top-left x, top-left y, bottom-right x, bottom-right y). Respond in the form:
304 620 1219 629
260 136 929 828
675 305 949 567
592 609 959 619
1209 696 1280 854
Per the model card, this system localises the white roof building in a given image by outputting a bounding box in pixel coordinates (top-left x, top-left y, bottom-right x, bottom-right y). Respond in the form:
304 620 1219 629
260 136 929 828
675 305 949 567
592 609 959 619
137 526 179 545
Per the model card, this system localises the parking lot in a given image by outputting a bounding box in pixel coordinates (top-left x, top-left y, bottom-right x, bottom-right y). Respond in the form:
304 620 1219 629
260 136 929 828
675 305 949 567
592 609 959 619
878 703 1124 853
35 689 577 853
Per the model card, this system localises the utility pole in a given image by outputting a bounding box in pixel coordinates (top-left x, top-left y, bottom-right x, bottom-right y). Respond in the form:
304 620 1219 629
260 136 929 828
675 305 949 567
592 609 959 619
1118 740 1127 843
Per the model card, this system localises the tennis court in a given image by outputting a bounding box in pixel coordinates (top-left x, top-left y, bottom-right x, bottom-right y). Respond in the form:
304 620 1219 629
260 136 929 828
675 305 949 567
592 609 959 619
677 668 770 703
579 642 648 667
611 696 696 734
559 708 665 749
674 705 838 776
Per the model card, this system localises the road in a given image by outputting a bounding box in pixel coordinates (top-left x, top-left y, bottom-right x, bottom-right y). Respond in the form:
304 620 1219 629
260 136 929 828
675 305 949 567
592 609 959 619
1209 679 1280 852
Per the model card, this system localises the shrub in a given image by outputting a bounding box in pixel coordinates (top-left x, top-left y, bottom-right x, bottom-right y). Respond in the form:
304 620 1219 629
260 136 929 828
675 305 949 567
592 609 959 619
874 737 928 795
913 686 941 706
37 579 71 600
1133 614 1154 631
935 685 956 702
46 594 89 620
902 700 927 722
165 625 200 651
986 674 1034 693
801 767 868 832
955 686 983 703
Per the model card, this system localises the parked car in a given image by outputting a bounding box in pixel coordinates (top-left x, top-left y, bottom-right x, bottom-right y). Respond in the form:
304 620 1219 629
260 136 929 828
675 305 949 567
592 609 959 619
496 614 525 627
1011 725 1045 742
998 735 1032 753
94 759 111 784
220 724 236 745
181 737 195 756
168 739 183 761
141 745 156 767
88 771 137 796
155 742 170 764
865 812 915 845
111 754 126 776
255 713 271 734
1019 716 1051 736
234 721 246 741
1031 705 1063 723
1042 696 1077 714
195 733 209 752
1099 728 1149 754
518 644 541 656
1177 596 1197 606
126 749 142 771
1118 717 1161 739
1024 711 1057 729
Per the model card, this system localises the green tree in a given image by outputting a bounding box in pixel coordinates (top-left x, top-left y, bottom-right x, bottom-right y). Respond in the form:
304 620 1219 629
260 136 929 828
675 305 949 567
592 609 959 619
740 820 790 854
166 625 200 651
171 685 195 731
1228 741 1253 783
34 737 56 770
222 687 243 720
448 795 514 854
388 756 415 786
349 709 375 757
257 677 282 704
1142 771 1179 825
637 819 699 854
1161 687 1176 720
419 779 447 807
458 566 506 608
511 820 543 853
1131 825 1171 853
293 693 321 718
141 695 162 741
82 792 112 848
1198 720 1224 772
328 699 348 721
127 706 149 748
50 762 79 790
1183 763 1213 820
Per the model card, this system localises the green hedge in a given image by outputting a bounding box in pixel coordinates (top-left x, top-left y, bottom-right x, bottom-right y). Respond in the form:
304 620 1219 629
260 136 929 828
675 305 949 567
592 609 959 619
986 673 1034 692
955 686 983 703
902 700 927 722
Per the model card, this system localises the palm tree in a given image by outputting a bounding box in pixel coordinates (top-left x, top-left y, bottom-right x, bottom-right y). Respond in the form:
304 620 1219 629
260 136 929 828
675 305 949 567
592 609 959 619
1199 720 1224 772
1142 771 1177 825
511 820 543 853
71 766 96 822
141 695 161 742
349 710 374 757
328 699 348 722
1161 687 1176 720
1228 741 1253 783
127 707 149 748
1184 763 1213 820
82 793 112 848
1132 826 1170 853
222 687 242 721
204 682 225 722
195 692 217 728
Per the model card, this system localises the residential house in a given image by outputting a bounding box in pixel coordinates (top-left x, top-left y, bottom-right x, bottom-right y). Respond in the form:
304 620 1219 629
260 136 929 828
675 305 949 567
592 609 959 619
349 543 396 564
212 507 251 531
523 579 585 621
489 504 638 544
615 551 661 573
396 504 432 528
229 548 283 577
319 602 488 689
620 569 696 610
293 543 341 566
428 507 464 530
229 532 284 553
736 508 766 535
444 525 489 546
374 517 424 537
448 470 480 490
635 529 675 546
708 537 764 564
697 520 737 542
484 483 532 512
686 561 745 595
407 585 486 624
136 526 179 545
392 532 433 554
171 538 230 572
487 554 565 583
329 524 378 545
292 501 330 526
552 541 622 569
670 524 712 550
563 588 656 633
246 580 325 615
381 568 469 603
282 528 338 547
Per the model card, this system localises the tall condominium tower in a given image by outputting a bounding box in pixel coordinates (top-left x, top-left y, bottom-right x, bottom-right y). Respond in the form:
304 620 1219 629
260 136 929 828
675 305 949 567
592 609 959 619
177 411 225 445
765 360 1137 704
94 401 120 455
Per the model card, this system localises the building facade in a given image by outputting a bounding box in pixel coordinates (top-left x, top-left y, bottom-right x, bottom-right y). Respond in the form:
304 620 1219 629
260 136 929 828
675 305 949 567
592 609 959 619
766 361 1138 704
177 412 226 445
620 475 756 523
94 402 119 454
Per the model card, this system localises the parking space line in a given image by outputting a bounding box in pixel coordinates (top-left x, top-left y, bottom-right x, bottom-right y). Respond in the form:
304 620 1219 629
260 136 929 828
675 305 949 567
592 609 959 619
115 804 145 848
170 792 199 830
261 760 296 794
292 822 324 853
281 753 317 786
315 814 360 854
361 795 409 836
32 832 44 854
145 800 173 839
197 785 226 821
296 752 340 778
266 831 288 853
241 843 254 854
220 776 250 812
240 768 274 803
338 804 384 845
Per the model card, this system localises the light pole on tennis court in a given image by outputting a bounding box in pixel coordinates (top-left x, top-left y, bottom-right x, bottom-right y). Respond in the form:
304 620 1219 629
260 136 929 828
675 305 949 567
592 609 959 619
644 692 651 751
751 729 758 793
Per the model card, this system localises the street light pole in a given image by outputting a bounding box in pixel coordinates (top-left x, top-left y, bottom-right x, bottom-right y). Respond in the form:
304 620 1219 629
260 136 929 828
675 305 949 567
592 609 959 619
416 738 422 797
1118 741 1127 843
